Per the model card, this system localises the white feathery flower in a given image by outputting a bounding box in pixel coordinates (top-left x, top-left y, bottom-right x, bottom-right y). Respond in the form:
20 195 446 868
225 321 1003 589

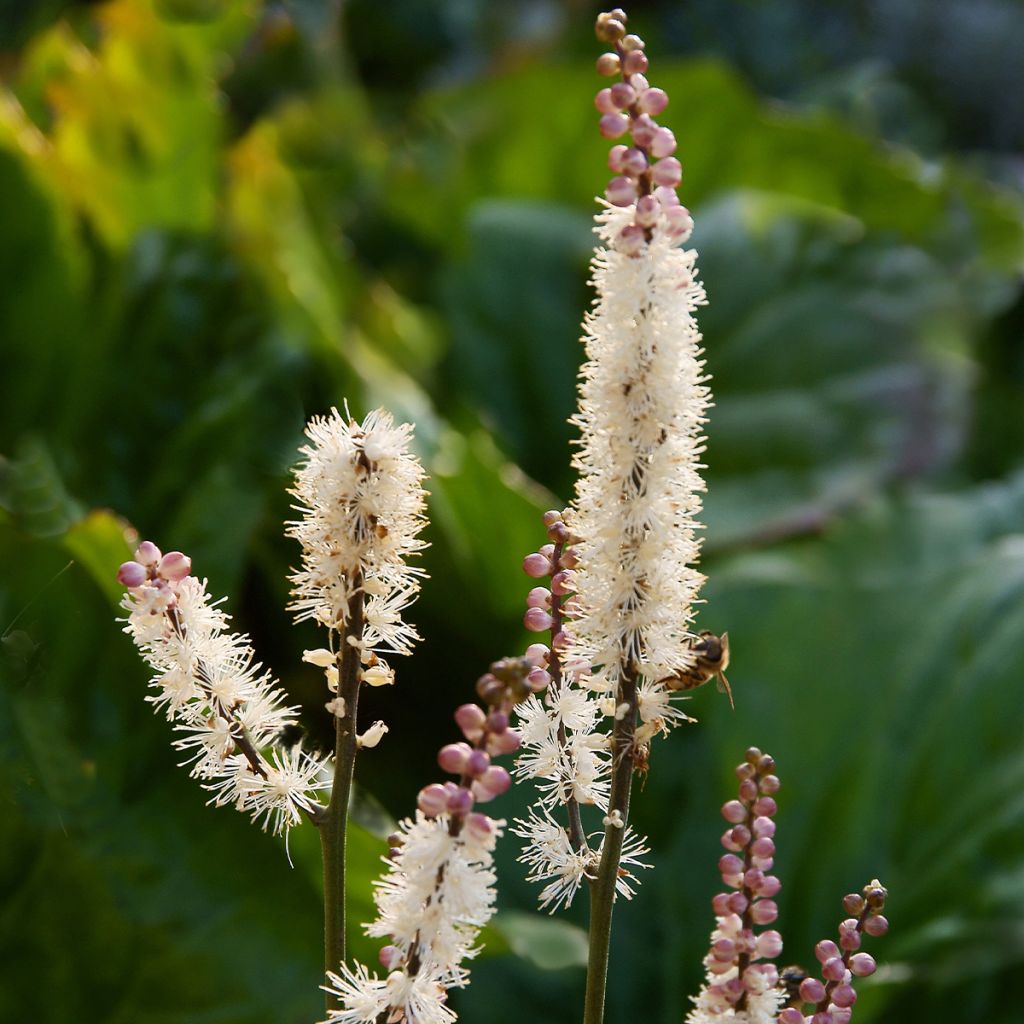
287 407 428 650
568 202 709 700
119 553 328 835
512 806 598 913
325 811 502 1024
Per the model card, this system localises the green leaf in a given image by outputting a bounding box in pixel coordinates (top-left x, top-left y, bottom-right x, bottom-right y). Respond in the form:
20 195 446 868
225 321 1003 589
489 911 589 971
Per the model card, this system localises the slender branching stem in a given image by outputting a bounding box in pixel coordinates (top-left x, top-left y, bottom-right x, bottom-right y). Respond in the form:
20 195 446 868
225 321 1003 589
583 664 639 1024
319 583 365 1012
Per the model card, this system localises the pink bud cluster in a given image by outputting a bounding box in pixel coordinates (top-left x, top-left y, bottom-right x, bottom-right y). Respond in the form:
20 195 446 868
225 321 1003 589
594 8 694 253
778 883 888 1024
117 541 193 604
415 659 541 829
699 747 784 1015
522 509 580 660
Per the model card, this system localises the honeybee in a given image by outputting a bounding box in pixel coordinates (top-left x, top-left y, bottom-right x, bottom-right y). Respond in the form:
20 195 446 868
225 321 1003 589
780 965 808 1008
661 631 734 709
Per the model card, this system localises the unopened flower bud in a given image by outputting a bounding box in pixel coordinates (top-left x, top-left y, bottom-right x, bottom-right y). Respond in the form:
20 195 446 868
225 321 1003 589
822 956 846 982
464 812 496 845
711 892 731 915
630 113 657 147
599 112 630 139
843 892 867 916
447 785 474 816
622 33 645 51
472 765 512 801
832 984 857 1008
524 643 550 666
755 874 781 898
623 49 648 75
417 783 448 817
849 952 877 976
635 194 660 227
738 778 758 802
779 1010 804 1024
558 547 579 569
523 552 553 578
638 87 668 115
800 977 826 1003
135 541 162 566
595 52 620 76
606 176 637 207
527 587 552 609
651 156 682 188
838 920 862 951
755 930 783 959
455 703 487 739
527 666 551 692
487 728 521 755
863 914 888 937
438 742 472 774
750 836 775 859
524 607 553 632
610 83 636 111
466 749 491 777
158 551 191 580
750 899 778 925
721 799 746 824
753 796 777 817
595 88 617 114
620 147 648 177
618 224 646 256
117 561 148 588
650 129 677 159
379 945 403 970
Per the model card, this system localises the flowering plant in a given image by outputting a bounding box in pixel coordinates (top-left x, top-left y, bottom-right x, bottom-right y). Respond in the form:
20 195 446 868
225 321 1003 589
114 9 888 1024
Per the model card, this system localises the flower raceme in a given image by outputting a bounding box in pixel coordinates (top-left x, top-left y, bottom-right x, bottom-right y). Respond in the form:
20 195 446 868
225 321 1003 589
117 542 328 835
323 660 533 1024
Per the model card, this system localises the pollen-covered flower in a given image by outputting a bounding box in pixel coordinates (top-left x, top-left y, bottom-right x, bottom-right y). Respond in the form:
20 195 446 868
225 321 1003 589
287 407 427 656
117 543 328 834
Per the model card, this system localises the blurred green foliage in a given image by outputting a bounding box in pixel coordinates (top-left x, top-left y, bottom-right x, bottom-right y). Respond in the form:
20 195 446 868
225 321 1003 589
2 2 1023 1023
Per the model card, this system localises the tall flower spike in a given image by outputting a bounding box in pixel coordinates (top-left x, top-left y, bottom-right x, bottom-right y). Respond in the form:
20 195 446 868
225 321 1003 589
578 13 712 1021
322 660 531 1024
117 543 327 835
688 749 785 1024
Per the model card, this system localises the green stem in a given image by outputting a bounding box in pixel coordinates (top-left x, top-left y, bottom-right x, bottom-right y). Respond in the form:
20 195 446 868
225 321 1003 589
582 666 638 1024
320 586 364 1013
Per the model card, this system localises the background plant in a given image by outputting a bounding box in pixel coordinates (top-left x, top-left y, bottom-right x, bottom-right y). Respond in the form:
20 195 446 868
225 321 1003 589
1 2 1023 1023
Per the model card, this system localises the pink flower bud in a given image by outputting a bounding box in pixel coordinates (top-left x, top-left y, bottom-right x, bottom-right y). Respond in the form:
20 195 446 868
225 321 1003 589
438 743 472 773
750 899 778 925
738 778 758 802
595 88 617 114
158 551 192 581
550 570 574 595
622 49 648 75
863 914 888 937
466 750 490 777
379 945 403 970
464 812 496 844
610 82 636 109
629 72 649 93
726 891 748 915
650 128 677 158
117 561 148 588
599 112 630 139
638 87 668 115
454 703 487 739
779 1009 804 1024
721 829 745 853
621 147 647 176
558 547 579 568
755 930 783 959
760 773 781 794
849 952 877 977
838 920 861 951
664 205 693 239
524 607 553 632
523 552 553 578
832 984 857 1008
417 783 448 818
487 710 508 733
527 666 551 692
472 765 511 801
721 799 746 824
630 113 657 147
527 586 552 609
524 642 550 665
832 1009 852 1024
718 853 744 876
843 893 867 916
551 629 573 651
750 836 775 859
822 956 846 982
800 977 826 1003
752 815 775 837
744 867 764 891
447 786 474 816
654 185 680 207
135 541 162 566
487 728 521 755
606 176 637 207
651 156 682 188
815 939 841 963
635 194 660 227
607 144 629 173
618 224 646 256
711 938 735 961
596 52 620 76
755 874 781 898
711 892 731 915
811 1013 834 1024
753 796 777 817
